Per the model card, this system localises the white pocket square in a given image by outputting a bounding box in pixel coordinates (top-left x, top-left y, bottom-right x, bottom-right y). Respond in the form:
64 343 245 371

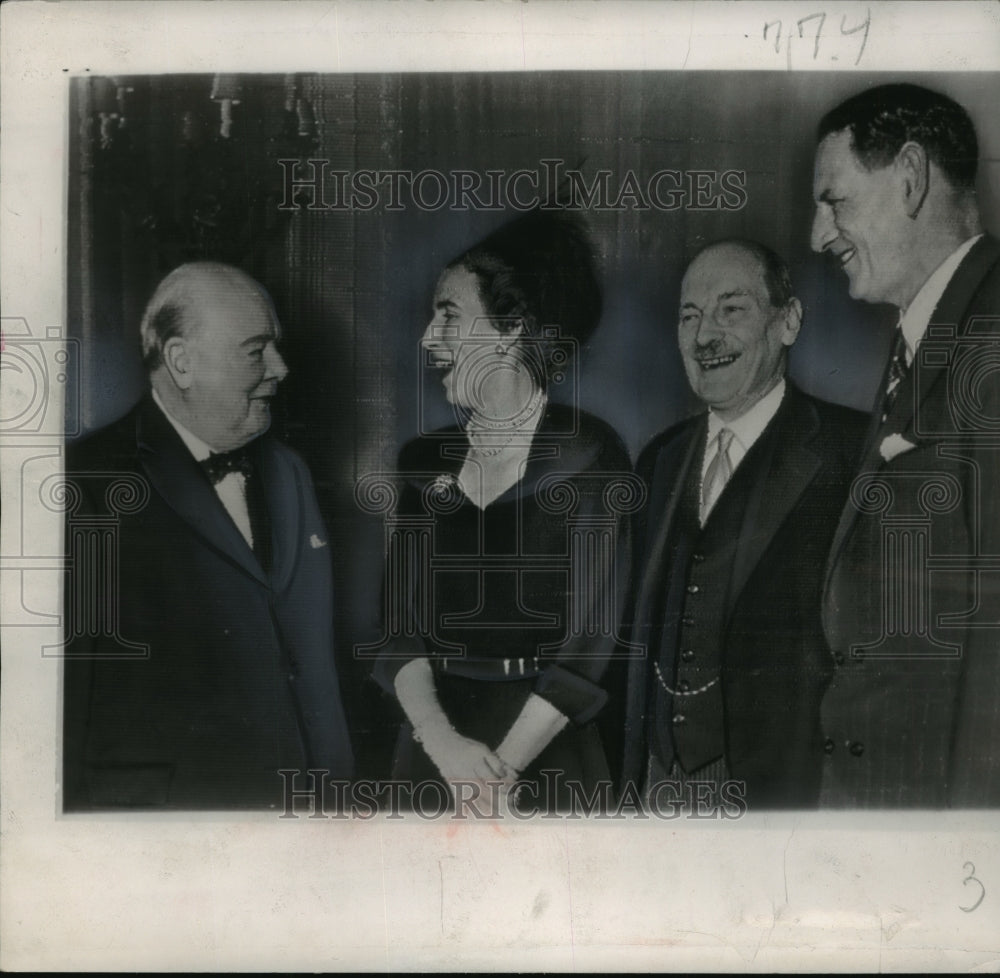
879 433 918 463
309 534 328 549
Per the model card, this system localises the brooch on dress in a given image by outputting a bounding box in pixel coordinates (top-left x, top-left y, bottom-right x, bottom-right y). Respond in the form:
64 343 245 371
430 473 458 496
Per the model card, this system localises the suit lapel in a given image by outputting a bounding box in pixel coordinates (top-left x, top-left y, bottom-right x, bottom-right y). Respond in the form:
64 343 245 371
904 234 1000 442
827 235 1000 577
623 417 702 785
258 439 300 591
135 396 269 585
631 418 704 638
724 387 823 613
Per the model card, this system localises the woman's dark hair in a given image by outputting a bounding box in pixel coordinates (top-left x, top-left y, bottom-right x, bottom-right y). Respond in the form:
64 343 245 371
446 207 602 386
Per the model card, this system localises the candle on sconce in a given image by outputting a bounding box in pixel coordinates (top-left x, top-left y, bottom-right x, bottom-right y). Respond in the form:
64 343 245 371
210 74 243 138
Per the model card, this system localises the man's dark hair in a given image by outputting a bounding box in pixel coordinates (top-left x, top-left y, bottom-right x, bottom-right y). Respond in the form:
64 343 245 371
689 238 795 310
446 207 602 387
818 83 978 190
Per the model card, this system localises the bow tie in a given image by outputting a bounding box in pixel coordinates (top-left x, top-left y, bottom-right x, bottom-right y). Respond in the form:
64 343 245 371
201 446 254 485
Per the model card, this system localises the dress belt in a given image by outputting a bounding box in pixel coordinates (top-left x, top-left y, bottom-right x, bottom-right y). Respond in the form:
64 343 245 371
435 656 543 680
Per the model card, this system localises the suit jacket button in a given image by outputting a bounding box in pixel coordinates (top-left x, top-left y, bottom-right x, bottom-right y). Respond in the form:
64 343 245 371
849 741 865 757
833 651 845 666
677 678 691 693
686 584 699 595
673 714 686 725
823 738 835 754
681 649 695 663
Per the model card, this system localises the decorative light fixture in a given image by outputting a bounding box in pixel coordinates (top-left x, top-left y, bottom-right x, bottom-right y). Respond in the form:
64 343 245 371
284 74 318 143
92 76 133 149
210 74 243 138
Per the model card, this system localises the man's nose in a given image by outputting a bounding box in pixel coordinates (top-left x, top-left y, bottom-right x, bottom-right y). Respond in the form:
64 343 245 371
698 313 726 344
810 206 836 253
265 345 289 382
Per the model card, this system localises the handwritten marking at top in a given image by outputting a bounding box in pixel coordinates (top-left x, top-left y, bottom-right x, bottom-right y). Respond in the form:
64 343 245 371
763 8 870 66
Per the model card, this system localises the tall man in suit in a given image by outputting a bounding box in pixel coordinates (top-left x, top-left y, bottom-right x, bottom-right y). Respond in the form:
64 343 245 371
622 239 866 809
63 262 353 810
812 83 1000 806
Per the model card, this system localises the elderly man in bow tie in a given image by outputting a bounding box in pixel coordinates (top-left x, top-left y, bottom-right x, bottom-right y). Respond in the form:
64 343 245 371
811 83 1000 807
621 239 866 811
63 262 353 810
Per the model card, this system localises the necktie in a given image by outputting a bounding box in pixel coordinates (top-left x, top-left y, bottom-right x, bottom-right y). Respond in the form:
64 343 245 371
881 328 911 422
701 427 734 524
200 447 272 571
201 446 254 485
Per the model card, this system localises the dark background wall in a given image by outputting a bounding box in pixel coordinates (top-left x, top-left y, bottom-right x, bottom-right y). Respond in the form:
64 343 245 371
67 71 1000 771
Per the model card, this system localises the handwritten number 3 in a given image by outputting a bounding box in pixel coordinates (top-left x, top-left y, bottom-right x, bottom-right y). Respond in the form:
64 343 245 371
960 862 985 913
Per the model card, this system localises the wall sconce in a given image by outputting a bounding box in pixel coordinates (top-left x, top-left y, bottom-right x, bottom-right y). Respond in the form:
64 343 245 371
210 74 243 138
284 74 318 143
92 76 130 149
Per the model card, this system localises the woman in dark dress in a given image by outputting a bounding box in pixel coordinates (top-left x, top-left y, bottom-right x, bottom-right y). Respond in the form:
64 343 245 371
373 208 638 814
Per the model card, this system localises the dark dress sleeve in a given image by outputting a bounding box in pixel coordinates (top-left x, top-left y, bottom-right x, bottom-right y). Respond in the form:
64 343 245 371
530 418 636 726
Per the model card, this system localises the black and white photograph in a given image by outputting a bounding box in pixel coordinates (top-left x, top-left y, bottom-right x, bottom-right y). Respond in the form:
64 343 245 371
2 0 999 971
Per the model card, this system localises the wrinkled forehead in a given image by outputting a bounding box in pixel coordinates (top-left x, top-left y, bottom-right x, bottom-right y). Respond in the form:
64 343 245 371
681 245 769 304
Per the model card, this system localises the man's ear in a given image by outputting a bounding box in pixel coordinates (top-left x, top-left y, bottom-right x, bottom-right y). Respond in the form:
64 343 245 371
780 297 803 348
896 140 930 219
162 337 193 391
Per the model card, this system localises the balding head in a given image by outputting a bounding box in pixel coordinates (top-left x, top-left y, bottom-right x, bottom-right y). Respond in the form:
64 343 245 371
141 262 272 372
143 262 289 451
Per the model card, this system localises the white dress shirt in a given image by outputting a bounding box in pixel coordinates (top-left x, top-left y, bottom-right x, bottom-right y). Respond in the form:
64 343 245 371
151 388 256 549
700 378 786 522
898 233 983 365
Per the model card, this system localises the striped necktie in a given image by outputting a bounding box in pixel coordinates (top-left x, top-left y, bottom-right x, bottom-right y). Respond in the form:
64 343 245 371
881 328 911 422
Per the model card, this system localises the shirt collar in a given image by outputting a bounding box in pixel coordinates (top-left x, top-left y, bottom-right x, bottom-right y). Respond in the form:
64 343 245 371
706 377 786 454
151 387 216 461
899 233 983 359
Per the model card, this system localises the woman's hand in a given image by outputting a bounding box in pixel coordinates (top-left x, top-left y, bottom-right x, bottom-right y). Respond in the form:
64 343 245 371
394 657 517 788
414 718 514 783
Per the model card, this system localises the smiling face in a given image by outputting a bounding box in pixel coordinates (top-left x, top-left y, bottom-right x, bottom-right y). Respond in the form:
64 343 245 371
422 265 533 420
811 129 917 308
180 283 289 451
678 244 800 421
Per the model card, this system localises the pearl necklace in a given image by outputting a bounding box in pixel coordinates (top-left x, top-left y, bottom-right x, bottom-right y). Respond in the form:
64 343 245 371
467 433 518 457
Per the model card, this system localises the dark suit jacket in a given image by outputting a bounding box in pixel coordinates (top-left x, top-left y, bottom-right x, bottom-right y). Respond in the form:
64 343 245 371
622 383 866 807
63 395 354 810
822 234 1000 807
